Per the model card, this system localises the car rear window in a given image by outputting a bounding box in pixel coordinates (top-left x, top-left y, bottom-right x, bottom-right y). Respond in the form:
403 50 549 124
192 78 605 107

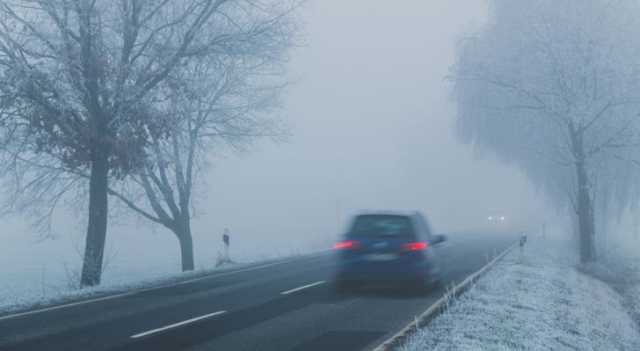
348 215 414 238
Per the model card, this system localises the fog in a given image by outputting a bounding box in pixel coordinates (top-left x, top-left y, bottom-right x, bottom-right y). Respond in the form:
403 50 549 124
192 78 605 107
5 3 640 350
199 0 548 250
3 0 549 276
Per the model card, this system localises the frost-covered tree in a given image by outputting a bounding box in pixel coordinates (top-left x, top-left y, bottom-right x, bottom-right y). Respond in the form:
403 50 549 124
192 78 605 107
108 3 296 271
452 0 640 262
0 0 275 286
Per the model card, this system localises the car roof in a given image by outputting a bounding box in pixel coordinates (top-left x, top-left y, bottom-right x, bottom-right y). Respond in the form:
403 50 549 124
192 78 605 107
353 210 421 218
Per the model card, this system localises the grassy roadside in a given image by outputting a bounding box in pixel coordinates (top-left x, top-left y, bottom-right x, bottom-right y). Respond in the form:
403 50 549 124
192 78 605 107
399 240 640 351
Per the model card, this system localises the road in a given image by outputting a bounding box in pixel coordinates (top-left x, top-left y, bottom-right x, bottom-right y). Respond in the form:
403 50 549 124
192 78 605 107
0 232 515 351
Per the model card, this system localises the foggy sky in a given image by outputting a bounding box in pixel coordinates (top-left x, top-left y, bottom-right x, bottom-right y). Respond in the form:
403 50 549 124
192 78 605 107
3 0 549 275
198 0 547 250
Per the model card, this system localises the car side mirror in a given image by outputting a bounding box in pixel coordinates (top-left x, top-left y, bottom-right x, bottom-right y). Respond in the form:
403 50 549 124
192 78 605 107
432 234 447 245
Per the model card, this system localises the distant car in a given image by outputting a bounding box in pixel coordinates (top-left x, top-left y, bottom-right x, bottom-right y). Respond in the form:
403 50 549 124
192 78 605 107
487 215 507 224
332 211 446 292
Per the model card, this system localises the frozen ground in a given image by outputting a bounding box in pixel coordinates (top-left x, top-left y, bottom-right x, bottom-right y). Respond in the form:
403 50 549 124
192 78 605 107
628 283 640 325
399 238 640 351
582 244 640 330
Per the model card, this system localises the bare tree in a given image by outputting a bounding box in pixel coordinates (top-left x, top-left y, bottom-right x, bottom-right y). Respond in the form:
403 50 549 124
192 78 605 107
109 32 294 271
0 0 284 286
451 0 640 263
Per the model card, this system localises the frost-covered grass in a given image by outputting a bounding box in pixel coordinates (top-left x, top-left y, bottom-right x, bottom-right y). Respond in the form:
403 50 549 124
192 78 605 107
628 284 640 324
581 247 640 330
399 240 640 351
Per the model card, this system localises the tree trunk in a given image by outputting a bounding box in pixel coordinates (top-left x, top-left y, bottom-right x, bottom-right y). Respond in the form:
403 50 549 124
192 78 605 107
569 123 596 264
575 157 596 263
175 217 195 271
80 144 109 287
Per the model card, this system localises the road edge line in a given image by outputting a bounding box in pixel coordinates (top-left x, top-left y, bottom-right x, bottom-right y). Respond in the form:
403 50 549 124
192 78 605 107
371 241 519 351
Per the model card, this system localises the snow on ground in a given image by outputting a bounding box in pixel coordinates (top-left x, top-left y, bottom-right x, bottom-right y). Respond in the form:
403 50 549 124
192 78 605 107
399 238 640 351
582 245 640 330
628 284 640 324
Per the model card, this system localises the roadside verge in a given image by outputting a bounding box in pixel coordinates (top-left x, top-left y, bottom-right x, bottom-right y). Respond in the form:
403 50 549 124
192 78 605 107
396 239 640 351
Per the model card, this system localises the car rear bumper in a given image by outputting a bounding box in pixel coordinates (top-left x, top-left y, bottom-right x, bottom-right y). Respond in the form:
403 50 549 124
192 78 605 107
334 258 431 283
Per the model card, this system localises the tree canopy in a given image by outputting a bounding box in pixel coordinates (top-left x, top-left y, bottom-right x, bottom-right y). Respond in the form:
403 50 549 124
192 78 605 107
452 0 640 261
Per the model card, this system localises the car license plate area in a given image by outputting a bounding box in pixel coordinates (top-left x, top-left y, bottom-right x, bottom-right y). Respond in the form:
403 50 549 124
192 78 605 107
364 253 397 261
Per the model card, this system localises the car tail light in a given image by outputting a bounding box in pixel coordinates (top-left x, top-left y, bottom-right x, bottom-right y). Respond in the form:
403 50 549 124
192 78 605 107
402 242 429 251
334 240 361 250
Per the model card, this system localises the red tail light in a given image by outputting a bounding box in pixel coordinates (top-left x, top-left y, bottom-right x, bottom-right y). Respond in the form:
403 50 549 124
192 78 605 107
403 242 429 251
334 240 361 250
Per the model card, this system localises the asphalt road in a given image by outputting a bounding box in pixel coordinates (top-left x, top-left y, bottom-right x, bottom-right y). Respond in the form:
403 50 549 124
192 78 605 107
0 232 515 351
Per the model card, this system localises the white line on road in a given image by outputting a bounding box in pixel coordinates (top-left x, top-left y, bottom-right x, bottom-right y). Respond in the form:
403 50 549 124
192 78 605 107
130 310 227 339
0 291 137 322
280 281 326 295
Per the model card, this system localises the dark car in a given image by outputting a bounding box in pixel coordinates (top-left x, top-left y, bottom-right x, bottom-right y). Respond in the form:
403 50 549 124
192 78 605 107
332 211 446 292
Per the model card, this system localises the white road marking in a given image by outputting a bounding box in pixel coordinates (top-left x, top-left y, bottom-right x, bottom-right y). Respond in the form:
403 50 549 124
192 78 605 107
130 310 227 339
280 281 326 295
0 291 137 322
